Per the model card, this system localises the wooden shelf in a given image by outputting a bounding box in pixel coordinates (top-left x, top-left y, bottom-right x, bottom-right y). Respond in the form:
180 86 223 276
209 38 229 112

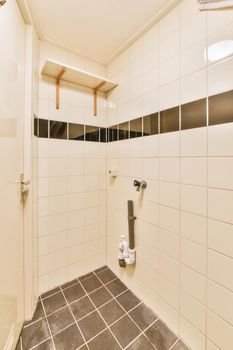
41 59 118 115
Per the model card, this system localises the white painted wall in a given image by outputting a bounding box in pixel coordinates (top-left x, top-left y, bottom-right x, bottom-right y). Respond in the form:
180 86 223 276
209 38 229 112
106 2 233 350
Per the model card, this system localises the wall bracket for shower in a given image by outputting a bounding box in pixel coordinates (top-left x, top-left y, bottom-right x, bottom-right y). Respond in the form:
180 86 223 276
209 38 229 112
134 179 147 191
118 200 136 267
41 59 118 115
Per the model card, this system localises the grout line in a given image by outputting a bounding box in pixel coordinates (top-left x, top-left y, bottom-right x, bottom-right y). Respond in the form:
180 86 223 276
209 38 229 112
51 321 76 337
93 271 159 350
78 277 124 350
59 286 89 349
169 338 180 350
26 269 190 350
27 337 53 350
41 290 61 301
39 298 57 350
123 318 158 350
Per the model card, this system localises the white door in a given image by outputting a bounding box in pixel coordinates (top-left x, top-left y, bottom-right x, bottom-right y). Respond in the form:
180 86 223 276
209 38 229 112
0 0 26 348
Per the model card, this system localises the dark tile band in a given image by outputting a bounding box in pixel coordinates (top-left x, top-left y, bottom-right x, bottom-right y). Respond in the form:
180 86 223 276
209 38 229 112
34 89 233 142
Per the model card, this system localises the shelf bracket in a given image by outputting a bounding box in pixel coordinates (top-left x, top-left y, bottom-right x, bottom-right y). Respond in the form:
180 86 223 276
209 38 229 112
93 81 106 116
56 68 66 110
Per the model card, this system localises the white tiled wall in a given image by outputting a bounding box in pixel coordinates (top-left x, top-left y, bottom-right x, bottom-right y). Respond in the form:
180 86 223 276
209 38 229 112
37 42 107 293
106 1 233 350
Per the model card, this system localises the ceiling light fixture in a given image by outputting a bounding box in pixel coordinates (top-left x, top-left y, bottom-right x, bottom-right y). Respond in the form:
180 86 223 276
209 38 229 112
205 40 233 63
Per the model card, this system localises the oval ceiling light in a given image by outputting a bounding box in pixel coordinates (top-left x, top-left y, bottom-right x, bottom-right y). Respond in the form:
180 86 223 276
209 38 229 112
205 40 233 63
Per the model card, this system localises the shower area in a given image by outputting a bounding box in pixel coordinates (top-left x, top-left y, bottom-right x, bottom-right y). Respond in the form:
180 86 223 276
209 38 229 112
1 0 233 349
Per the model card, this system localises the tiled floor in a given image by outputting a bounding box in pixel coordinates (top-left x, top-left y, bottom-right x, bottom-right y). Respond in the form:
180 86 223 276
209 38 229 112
17 266 189 350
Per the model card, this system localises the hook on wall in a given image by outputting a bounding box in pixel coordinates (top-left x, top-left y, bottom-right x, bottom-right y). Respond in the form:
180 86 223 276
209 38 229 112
134 180 147 192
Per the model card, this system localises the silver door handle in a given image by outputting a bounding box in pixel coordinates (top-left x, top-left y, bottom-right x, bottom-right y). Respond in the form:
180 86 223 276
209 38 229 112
19 174 30 204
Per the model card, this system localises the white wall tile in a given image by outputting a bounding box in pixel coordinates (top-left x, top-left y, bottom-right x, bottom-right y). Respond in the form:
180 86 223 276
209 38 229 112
181 128 207 157
160 132 180 157
207 279 233 326
208 219 233 258
160 206 180 235
208 56 233 96
181 158 207 186
160 158 179 183
207 310 233 350
208 157 233 190
208 123 233 156
160 182 180 209
180 291 206 333
181 69 207 104
208 188 233 224
181 185 207 216
208 249 233 292
180 317 206 350
159 229 179 260
181 211 207 246
181 238 206 275
181 264 206 304
180 13 206 52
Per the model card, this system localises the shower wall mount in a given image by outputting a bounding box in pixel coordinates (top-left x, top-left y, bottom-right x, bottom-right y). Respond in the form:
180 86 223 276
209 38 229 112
118 200 136 267
134 179 147 192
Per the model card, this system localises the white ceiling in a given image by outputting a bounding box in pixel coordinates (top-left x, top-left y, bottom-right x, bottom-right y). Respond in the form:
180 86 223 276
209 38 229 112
27 0 177 65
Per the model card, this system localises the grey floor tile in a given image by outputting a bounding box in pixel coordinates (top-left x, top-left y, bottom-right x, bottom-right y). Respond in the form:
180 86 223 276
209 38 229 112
78 311 106 341
97 268 116 284
172 340 190 350
145 320 177 350
61 279 78 290
110 315 140 348
106 278 127 297
21 319 50 350
129 303 157 331
94 266 108 274
33 339 54 350
116 290 140 312
41 287 60 299
99 300 125 325
88 329 121 350
24 301 45 326
127 335 155 350
89 286 112 308
42 292 66 315
53 324 84 350
70 296 95 321
81 275 102 293
63 283 85 303
79 272 94 281
47 306 74 335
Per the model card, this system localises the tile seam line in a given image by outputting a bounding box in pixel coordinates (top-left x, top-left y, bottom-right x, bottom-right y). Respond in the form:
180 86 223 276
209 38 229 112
93 270 178 350
39 296 57 350
28 287 132 343
59 286 89 349
77 274 124 349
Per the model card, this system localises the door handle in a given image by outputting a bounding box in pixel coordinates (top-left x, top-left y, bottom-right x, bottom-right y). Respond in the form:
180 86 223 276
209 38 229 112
19 174 30 204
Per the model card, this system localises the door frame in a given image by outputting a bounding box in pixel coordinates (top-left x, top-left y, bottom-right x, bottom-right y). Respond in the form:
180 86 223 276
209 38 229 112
18 0 39 321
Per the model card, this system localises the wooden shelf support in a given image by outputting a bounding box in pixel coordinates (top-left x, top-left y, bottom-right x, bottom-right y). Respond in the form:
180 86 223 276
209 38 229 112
56 68 66 110
93 81 106 116
42 59 118 114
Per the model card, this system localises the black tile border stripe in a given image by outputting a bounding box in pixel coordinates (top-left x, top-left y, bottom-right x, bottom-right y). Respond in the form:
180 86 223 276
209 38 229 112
34 89 233 142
